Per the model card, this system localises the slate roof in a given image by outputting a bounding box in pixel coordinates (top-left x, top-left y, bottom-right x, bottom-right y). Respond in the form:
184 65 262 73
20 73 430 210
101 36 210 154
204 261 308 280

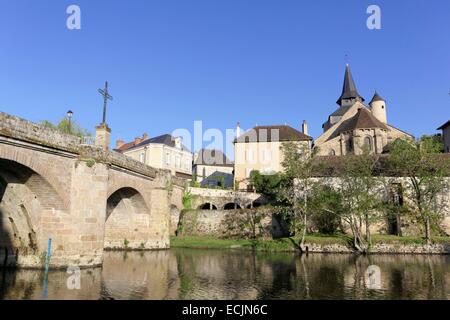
330 105 353 117
336 64 365 105
437 120 450 130
194 149 233 166
118 134 190 152
369 91 385 104
235 125 312 143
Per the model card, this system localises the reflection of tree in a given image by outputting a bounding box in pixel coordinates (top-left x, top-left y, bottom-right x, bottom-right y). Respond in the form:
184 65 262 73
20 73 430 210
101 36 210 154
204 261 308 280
256 254 297 299
175 251 193 299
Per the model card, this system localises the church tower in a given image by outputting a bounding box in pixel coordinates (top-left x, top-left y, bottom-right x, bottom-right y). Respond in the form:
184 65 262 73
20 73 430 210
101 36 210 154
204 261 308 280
336 64 365 107
369 91 387 124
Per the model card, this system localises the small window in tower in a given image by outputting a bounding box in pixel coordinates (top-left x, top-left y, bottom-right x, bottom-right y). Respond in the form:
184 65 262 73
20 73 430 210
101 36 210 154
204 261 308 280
364 136 373 152
382 105 384 109
347 138 354 152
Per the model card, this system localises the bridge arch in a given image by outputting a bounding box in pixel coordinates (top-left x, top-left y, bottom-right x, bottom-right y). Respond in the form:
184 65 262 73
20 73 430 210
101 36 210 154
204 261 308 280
0 148 69 208
104 187 152 250
0 158 68 266
223 202 241 210
198 203 217 210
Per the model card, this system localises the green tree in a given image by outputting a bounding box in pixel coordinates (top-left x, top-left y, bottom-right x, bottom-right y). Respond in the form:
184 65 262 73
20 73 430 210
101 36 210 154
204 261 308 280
309 185 344 235
278 142 316 252
249 170 282 201
387 137 450 244
336 152 382 253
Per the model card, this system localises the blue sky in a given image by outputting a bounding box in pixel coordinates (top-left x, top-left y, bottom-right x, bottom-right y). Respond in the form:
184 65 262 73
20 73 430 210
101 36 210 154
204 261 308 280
1 0 450 157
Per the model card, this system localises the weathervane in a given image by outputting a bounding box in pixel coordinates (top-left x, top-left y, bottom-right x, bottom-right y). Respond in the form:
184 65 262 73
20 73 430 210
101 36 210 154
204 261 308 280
98 81 113 124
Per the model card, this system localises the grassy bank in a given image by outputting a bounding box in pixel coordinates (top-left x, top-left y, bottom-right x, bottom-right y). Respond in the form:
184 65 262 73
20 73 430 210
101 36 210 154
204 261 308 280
170 235 450 252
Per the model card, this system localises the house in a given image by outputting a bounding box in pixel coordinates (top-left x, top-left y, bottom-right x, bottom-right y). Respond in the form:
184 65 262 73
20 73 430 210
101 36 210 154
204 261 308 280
233 122 312 190
314 65 414 156
192 149 234 188
115 133 193 179
437 120 450 153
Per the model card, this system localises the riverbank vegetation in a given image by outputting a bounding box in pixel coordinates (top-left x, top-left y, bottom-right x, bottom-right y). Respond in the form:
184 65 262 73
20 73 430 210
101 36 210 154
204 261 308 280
171 235 450 252
244 136 450 253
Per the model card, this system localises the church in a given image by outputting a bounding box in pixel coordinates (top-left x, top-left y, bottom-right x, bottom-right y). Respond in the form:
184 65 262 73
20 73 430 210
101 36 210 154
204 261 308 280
313 65 414 156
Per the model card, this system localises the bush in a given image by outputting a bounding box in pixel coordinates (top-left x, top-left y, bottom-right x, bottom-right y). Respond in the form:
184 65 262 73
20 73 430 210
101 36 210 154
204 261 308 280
309 186 344 235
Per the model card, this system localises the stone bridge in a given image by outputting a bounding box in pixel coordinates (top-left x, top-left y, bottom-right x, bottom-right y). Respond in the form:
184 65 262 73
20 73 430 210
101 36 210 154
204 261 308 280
0 112 186 268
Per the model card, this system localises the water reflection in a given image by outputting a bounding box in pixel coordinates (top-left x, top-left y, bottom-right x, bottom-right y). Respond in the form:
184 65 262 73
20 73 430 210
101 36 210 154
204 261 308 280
0 249 449 300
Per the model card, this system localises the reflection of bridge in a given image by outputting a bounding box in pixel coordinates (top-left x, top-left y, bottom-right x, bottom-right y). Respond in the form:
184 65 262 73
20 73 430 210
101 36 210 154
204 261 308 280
0 112 185 268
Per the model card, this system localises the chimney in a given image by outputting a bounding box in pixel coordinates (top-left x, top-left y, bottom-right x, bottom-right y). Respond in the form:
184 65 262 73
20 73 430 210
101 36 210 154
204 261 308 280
134 137 142 145
236 122 241 139
116 139 125 149
174 136 182 149
302 120 309 136
142 133 149 141
193 151 199 163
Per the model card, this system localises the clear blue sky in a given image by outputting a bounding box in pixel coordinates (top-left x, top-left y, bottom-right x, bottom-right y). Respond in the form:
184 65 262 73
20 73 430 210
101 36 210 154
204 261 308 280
1 0 449 156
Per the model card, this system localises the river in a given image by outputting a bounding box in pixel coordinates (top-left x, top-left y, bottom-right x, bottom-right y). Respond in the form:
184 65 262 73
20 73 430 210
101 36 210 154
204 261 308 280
0 249 449 300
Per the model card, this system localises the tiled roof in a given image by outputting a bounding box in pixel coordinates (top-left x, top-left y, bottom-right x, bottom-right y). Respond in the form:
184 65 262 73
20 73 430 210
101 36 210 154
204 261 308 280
336 107 388 133
235 125 312 143
115 140 142 152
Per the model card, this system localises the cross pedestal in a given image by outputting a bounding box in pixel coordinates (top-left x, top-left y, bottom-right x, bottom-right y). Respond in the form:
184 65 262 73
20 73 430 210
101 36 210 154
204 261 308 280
95 123 111 150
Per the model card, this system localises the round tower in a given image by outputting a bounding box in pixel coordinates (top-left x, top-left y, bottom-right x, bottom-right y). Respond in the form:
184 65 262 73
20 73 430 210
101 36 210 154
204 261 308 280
369 91 387 124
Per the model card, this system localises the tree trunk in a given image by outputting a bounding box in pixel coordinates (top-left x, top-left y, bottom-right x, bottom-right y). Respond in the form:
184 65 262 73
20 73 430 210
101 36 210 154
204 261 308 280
365 214 371 246
396 214 402 237
425 217 431 245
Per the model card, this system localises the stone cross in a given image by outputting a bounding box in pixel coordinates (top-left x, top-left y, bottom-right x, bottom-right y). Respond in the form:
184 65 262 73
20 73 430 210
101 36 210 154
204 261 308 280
98 81 113 124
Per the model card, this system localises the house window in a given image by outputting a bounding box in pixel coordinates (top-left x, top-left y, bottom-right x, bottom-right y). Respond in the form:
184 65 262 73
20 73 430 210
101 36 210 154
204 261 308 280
165 152 171 165
139 152 145 163
176 156 180 168
246 150 254 162
329 149 336 156
263 149 272 162
246 168 252 178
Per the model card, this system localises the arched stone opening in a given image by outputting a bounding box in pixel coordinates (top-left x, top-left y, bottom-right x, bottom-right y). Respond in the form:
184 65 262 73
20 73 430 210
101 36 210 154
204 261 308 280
0 159 66 268
198 203 217 210
223 203 241 210
246 201 263 209
104 187 152 250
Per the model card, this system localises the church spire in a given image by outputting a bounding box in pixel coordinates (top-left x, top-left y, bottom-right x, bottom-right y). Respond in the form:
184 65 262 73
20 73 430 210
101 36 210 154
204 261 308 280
336 64 364 106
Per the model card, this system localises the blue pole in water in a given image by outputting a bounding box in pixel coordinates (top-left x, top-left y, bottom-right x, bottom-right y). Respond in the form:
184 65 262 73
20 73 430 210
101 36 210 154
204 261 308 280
43 238 52 299
45 238 52 273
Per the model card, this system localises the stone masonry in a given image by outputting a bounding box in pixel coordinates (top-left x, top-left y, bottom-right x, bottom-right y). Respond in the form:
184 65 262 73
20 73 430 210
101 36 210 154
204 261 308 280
0 112 177 269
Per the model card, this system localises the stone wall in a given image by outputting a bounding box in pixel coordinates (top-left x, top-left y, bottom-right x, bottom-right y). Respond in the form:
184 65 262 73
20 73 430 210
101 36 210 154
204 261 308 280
176 208 288 239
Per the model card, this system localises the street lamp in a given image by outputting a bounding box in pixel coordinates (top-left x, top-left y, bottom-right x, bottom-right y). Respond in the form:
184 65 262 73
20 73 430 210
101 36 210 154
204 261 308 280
67 110 73 134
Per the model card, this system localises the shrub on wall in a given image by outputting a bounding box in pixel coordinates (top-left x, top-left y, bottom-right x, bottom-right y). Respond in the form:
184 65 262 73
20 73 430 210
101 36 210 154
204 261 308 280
223 207 272 239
